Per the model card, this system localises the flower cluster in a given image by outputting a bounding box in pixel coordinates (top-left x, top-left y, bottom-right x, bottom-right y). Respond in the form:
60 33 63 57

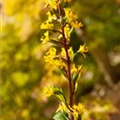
57 102 85 120
64 8 83 28
40 0 88 120
71 103 85 120
43 85 54 97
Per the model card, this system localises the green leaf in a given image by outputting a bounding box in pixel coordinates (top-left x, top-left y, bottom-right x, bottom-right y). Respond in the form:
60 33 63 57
53 111 69 120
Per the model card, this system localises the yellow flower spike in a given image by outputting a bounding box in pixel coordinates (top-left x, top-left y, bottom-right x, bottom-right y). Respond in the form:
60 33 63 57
56 102 69 113
40 21 54 30
71 103 85 120
43 85 54 97
78 44 88 58
41 31 49 43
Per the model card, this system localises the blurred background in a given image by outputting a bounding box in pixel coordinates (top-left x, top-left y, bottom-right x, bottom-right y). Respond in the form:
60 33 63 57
1 0 120 120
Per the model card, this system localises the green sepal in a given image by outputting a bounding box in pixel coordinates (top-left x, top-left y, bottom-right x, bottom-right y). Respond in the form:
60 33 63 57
53 87 67 104
72 72 82 93
53 111 69 120
60 68 68 79
56 93 66 103
72 72 79 82
78 114 82 120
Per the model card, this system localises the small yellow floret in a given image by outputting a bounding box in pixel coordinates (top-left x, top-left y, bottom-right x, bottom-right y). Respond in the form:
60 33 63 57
71 64 77 73
41 31 49 43
44 47 56 64
64 24 71 41
71 103 85 120
56 102 68 113
64 8 83 28
61 48 66 57
47 11 57 22
68 47 74 60
43 86 54 97
45 0 59 10
64 8 77 22
41 21 54 29
78 44 88 58
71 21 83 28
61 47 74 60
78 65 84 74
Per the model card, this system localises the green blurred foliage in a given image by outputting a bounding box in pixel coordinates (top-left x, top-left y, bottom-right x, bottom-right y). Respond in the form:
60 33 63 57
1 0 120 120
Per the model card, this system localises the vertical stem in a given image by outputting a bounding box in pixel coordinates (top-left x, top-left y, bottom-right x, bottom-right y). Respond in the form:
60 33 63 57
62 27 74 120
58 4 74 120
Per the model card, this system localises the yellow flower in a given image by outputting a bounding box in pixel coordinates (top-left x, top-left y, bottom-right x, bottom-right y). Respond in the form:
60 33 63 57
78 44 88 58
56 102 69 113
44 47 67 69
68 47 74 61
64 8 77 22
64 8 83 28
44 47 56 64
64 24 71 41
78 65 84 74
61 48 66 57
45 0 59 10
55 59 67 69
41 31 49 43
71 103 85 120
47 11 57 22
43 85 54 97
71 21 83 28
71 64 77 73
61 47 74 61
40 11 57 30
54 59 62 68
71 64 84 77
40 21 54 29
